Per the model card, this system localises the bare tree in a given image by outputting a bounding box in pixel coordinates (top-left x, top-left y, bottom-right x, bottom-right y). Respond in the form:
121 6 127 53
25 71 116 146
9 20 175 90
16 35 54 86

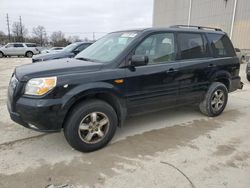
0 31 9 45
12 21 27 42
83 37 89 42
50 31 68 46
67 35 81 43
32 25 47 46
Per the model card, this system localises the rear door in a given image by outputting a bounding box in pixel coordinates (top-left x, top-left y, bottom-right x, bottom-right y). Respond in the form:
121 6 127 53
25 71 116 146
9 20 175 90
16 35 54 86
125 32 180 114
176 32 212 104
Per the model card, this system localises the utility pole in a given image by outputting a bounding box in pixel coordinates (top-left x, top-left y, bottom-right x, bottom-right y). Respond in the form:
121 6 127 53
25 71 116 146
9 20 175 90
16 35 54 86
19 16 23 42
230 0 238 39
188 0 192 26
6 14 11 42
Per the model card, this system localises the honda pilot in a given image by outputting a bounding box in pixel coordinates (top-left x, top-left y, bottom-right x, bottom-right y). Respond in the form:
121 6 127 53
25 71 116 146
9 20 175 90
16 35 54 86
7 26 242 152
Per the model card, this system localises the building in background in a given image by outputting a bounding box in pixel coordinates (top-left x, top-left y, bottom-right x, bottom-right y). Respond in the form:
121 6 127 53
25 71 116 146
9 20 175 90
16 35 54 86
153 0 250 50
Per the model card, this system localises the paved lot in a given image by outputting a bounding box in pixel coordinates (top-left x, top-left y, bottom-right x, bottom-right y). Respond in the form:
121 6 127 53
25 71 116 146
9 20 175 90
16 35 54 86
0 58 250 188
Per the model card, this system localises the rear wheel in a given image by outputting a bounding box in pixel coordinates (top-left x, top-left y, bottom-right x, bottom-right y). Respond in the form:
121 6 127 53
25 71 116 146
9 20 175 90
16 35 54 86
0 51 4 58
199 82 228 117
64 100 118 152
25 51 33 58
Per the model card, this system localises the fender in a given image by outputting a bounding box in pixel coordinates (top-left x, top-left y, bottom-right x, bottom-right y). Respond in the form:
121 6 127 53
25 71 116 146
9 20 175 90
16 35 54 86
209 70 231 88
59 81 127 127
210 70 231 81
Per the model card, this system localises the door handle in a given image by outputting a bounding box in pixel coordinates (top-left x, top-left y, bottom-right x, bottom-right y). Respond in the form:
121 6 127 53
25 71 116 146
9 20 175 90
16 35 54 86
166 68 178 73
208 63 216 68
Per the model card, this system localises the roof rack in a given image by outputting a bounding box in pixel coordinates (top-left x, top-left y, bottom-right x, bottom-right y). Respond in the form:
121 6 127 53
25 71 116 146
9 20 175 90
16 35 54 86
170 25 222 31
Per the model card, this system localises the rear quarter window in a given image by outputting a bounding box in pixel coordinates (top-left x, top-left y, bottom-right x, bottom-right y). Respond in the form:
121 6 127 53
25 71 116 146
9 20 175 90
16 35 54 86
207 33 235 57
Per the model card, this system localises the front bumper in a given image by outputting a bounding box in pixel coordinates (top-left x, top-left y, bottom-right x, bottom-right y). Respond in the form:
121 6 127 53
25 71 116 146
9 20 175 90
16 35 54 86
7 97 64 132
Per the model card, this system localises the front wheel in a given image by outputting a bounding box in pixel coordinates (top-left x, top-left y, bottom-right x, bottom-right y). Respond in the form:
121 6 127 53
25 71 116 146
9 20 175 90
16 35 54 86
64 100 118 152
199 82 228 117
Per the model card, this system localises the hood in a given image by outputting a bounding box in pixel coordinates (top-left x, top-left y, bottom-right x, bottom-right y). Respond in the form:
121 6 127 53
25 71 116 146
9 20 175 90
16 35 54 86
32 51 73 61
15 58 103 81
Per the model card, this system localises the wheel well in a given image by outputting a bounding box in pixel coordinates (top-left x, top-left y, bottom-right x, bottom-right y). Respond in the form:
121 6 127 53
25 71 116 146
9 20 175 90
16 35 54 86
62 92 126 128
215 78 230 90
25 51 33 55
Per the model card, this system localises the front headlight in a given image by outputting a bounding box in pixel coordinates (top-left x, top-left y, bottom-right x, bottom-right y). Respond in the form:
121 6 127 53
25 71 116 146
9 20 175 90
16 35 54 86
25 77 57 96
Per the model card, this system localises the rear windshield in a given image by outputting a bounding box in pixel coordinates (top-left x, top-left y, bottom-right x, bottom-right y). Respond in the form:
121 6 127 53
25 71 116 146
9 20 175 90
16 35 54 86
26 43 37 47
207 34 235 57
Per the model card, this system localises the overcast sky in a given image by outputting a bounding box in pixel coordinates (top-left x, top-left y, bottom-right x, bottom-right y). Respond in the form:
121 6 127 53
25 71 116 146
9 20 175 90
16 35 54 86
0 0 153 39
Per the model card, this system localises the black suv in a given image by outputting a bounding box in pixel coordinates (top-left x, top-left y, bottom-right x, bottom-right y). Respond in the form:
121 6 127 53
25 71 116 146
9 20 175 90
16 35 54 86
32 42 93 63
7 26 242 152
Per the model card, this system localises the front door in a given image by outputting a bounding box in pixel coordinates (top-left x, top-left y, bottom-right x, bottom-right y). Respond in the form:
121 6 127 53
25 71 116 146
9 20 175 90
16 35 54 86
125 32 180 114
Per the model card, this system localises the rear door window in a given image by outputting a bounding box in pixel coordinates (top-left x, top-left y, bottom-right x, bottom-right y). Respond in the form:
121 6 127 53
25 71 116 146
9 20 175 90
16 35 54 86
207 33 235 57
177 33 209 60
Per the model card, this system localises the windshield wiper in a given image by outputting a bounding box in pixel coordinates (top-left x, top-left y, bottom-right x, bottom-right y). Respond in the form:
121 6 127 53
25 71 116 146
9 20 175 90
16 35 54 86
75 57 94 62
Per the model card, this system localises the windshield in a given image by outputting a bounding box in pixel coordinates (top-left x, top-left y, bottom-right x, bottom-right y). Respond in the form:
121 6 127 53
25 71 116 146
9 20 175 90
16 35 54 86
63 43 79 52
75 31 138 62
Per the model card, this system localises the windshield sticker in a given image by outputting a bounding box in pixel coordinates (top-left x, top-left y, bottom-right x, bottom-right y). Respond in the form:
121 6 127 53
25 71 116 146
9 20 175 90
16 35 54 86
121 32 137 38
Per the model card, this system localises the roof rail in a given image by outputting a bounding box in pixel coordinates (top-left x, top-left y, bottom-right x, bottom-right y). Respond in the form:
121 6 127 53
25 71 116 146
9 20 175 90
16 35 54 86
170 25 222 31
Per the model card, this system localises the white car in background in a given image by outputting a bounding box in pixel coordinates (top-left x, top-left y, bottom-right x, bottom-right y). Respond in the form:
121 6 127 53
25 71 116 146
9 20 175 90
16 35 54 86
235 48 246 64
41 47 64 54
0 43 40 58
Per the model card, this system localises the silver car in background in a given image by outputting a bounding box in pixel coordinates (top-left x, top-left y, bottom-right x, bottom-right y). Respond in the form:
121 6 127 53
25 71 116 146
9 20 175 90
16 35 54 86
41 47 64 54
0 43 40 58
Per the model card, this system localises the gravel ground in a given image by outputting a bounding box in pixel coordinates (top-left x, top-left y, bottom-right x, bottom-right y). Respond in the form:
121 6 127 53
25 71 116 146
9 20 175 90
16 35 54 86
0 58 249 188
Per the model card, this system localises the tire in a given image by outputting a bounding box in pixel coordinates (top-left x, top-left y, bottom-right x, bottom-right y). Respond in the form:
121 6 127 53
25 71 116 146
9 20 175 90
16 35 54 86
247 75 250 82
64 99 118 152
199 82 228 117
25 51 33 58
0 51 4 58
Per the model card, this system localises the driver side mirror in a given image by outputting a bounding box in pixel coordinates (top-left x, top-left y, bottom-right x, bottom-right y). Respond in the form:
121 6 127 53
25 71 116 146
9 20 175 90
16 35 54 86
129 55 148 67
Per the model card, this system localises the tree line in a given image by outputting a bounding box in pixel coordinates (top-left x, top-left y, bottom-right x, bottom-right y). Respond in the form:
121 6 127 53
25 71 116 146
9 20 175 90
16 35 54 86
0 22 89 47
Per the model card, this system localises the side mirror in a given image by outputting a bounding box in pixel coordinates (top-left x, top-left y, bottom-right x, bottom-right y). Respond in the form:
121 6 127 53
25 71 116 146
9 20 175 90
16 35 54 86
129 55 148 67
235 48 240 52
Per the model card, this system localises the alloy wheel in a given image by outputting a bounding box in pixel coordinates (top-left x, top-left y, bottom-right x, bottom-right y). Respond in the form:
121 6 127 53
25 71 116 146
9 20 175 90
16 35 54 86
78 112 110 144
211 89 225 112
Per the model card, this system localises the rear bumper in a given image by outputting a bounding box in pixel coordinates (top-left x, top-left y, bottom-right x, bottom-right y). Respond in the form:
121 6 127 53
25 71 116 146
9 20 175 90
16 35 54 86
229 76 243 92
